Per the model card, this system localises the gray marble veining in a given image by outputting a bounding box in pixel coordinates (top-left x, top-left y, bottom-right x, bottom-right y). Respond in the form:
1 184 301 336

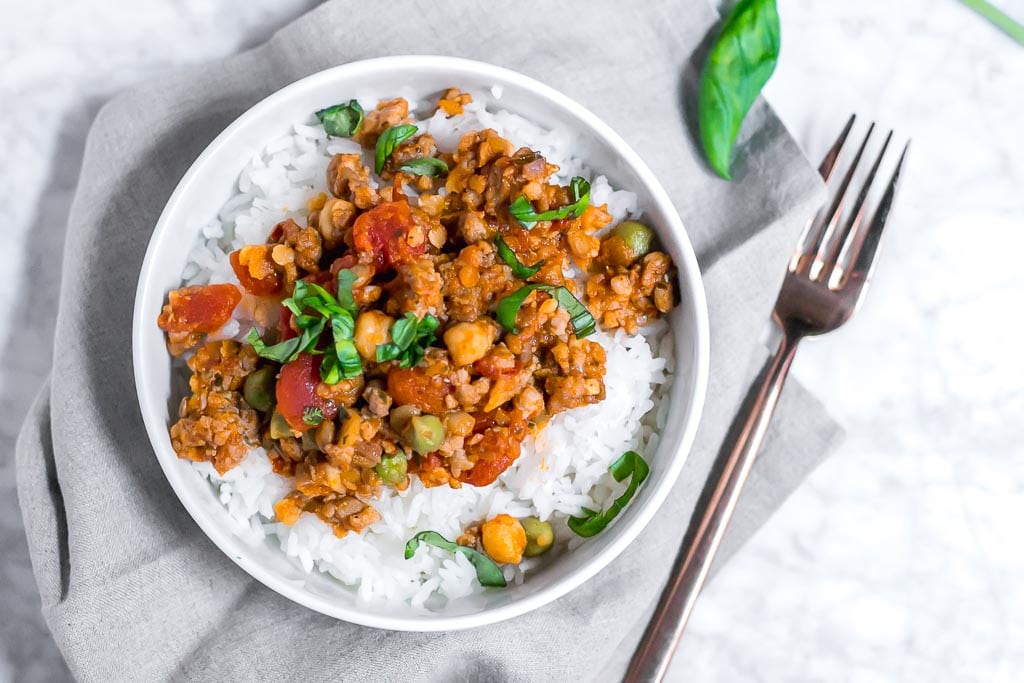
1 0 1020 681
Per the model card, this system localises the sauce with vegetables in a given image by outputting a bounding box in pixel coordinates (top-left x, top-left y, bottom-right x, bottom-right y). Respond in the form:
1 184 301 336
157 89 677 543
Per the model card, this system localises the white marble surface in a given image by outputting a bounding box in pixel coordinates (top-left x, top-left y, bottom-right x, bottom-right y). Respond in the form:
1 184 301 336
1 1 1021 681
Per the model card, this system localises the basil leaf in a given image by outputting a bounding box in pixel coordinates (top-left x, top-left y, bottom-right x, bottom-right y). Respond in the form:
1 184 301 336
302 406 325 425
404 531 507 588
399 157 449 177
508 177 591 228
315 100 364 137
568 451 650 537
389 312 418 350
699 0 780 179
336 269 358 315
496 284 543 334
549 287 596 338
495 284 595 338
331 311 355 341
335 339 363 379
416 314 439 337
375 313 438 368
958 0 1024 45
246 328 302 363
375 124 418 174
320 354 341 384
494 235 543 279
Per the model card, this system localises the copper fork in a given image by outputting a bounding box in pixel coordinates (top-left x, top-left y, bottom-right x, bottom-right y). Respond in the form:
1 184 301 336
624 116 911 682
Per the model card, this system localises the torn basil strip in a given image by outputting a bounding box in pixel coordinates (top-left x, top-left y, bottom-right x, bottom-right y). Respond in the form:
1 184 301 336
404 531 507 588
375 124 418 174
399 157 449 177
568 451 650 537
508 176 591 228
315 100 364 137
496 284 595 338
494 235 543 279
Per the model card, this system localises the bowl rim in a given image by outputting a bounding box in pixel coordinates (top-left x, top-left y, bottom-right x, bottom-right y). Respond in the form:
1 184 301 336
132 54 710 631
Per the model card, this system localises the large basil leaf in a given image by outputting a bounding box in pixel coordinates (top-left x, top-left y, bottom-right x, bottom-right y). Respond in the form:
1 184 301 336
699 0 781 179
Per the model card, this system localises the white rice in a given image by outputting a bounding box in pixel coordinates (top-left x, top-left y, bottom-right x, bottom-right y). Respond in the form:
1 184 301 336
180 92 673 610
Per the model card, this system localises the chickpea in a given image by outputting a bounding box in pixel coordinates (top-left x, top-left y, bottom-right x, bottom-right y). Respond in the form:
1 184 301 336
354 310 395 361
481 513 527 564
443 321 494 367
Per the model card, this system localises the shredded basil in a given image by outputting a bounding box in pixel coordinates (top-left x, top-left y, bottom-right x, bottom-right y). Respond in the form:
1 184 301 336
508 176 591 228
404 531 507 588
247 277 362 383
494 235 543 279
399 157 449 177
336 269 358 315
495 284 595 338
302 406 325 426
568 451 650 537
375 313 438 368
375 124 418 174
315 100 364 137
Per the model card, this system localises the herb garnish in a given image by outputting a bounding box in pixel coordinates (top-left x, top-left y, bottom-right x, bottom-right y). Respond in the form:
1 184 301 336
496 284 595 338
302 406 325 426
399 157 449 177
375 124 418 174
567 451 650 537
376 313 439 368
315 100 364 137
404 530 507 588
699 0 780 179
508 176 591 228
494 235 543 279
246 270 363 384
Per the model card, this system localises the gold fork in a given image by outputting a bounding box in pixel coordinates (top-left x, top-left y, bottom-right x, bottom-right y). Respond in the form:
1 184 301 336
624 116 911 682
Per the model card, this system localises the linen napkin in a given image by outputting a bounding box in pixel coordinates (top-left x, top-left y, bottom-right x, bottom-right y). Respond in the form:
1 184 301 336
16 1 843 680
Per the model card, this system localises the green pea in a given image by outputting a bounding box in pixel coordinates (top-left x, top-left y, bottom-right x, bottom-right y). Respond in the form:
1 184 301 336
376 450 409 486
243 367 277 412
389 404 419 435
521 517 554 557
613 221 655 261
404 414 445 454
269 411 293 440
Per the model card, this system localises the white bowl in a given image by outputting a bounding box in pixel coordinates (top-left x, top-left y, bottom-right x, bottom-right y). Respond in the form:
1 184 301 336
132 56 709 631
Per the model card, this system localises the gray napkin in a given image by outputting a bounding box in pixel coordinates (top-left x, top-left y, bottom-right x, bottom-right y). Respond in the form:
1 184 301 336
16 1 842 680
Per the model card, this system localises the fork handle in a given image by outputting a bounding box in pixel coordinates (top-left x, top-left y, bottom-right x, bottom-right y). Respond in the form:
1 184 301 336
623 330 801 682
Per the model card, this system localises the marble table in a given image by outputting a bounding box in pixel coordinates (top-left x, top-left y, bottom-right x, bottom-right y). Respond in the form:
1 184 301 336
1 0 1020 680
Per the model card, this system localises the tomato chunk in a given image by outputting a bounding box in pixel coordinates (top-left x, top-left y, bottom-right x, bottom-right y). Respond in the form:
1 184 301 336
352 200 426 270
387 367 451 414
459 428 521 486
229 247 282 296
157 284 241 334
276 353 338 432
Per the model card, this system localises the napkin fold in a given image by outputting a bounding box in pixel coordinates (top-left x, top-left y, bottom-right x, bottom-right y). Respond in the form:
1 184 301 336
16 1 842 680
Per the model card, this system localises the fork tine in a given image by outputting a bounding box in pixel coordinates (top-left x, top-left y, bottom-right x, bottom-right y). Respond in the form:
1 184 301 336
819 129 893 279
788 114 856 271
817 113 856 182
806 123 876 278
829 140 911 290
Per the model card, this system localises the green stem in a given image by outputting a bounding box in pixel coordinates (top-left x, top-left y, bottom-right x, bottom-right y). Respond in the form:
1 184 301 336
959 0 1024 45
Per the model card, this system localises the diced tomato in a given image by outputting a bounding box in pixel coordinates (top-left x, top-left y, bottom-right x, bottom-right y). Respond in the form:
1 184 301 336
459 428 521 487
278 305 297 340
276 353 338 432
229 248 282 296
157 283 241 334
352 200 426 270
386 367 452 414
